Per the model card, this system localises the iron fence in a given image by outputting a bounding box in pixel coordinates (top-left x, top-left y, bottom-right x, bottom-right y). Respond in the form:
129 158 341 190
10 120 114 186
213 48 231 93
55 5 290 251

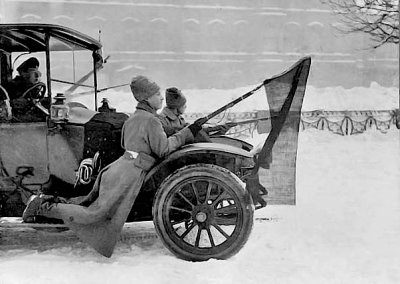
183 109 399 138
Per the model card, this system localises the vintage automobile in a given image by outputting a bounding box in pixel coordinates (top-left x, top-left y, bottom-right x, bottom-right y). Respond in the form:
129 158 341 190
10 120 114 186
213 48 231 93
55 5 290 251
0 23 311 261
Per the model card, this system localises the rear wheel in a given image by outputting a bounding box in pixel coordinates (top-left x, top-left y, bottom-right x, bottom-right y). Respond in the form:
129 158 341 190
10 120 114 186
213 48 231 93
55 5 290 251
153 164 254 261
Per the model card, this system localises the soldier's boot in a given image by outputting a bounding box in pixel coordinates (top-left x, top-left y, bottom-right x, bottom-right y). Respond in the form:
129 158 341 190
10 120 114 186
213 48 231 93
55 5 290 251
22 195 42 222
22 194 55 223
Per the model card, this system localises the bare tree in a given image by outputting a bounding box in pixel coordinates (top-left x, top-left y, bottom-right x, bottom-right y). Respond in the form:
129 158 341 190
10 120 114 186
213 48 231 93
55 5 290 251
322 0 399 48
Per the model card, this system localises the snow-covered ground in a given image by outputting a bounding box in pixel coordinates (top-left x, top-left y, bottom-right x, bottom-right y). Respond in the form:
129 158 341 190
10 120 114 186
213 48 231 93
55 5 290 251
1 128 399 284
0 84 399 283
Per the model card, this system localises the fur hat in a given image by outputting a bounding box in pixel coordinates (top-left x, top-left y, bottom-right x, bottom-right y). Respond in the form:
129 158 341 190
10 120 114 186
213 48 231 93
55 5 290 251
166 87 186 109
130 75 160 102
17 57 39 73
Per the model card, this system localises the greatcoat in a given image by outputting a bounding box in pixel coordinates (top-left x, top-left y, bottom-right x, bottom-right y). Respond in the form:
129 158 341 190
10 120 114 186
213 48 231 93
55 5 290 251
158 107 226 141
157 106 188 136
42 101 193 257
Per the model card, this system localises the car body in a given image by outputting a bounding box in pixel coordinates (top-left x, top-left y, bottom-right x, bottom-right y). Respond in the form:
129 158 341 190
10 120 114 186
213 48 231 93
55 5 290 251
0 23 311 261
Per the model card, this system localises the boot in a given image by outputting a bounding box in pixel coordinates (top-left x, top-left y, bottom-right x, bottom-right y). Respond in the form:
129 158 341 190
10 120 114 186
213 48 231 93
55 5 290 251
22 195 42 223
22 194 58 223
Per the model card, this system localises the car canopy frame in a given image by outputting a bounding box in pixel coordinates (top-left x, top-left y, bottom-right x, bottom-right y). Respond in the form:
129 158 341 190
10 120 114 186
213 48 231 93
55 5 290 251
0 23 102 53
0 23 103 108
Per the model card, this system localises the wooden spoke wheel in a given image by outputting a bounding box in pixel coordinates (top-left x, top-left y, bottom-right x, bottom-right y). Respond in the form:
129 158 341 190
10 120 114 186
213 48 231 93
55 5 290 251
153 164 254 261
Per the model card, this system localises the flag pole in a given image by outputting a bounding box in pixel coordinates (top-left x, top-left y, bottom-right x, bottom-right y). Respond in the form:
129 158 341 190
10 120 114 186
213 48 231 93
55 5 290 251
195 82 265 126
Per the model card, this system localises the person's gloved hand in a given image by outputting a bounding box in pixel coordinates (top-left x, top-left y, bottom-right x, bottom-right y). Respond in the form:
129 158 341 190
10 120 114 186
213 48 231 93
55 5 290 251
193 117 208 125
188 121 203 136
215 124 231 135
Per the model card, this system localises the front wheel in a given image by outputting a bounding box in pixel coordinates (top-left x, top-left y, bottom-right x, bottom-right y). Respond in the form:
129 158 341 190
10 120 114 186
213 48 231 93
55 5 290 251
153 164 254 261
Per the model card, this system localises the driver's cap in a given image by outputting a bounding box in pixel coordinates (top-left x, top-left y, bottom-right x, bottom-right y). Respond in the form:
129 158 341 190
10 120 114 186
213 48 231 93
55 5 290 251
17 57 39 73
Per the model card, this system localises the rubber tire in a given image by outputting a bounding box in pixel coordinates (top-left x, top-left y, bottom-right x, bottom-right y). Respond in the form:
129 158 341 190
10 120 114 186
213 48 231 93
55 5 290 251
153 163 254 261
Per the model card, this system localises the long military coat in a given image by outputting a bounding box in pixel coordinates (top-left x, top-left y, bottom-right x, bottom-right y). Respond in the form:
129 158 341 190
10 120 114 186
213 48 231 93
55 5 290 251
157 107 224 142
158 107 188 136
43 101 193 257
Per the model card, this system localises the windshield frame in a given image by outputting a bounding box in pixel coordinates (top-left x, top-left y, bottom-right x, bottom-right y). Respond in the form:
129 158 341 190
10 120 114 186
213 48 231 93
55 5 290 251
0 24 103 110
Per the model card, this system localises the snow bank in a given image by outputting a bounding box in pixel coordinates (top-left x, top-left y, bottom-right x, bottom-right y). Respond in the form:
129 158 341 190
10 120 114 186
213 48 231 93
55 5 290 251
67 82 399 114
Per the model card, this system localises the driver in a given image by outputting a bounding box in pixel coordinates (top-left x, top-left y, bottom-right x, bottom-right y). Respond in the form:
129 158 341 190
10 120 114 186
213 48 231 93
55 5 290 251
4 57 47 121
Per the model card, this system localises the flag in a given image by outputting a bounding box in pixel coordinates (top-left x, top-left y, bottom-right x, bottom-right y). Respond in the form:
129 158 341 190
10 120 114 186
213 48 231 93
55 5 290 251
256 57 311 205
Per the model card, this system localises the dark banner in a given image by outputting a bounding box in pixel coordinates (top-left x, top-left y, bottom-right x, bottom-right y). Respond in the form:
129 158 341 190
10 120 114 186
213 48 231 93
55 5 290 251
258 57 311 205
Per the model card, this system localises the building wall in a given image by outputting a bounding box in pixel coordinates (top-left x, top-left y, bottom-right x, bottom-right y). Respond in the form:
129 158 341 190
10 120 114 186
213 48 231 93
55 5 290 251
1 0 398 89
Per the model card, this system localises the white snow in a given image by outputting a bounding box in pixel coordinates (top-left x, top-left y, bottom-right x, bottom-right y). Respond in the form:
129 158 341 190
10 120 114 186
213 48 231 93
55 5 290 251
67 81 399 114
1 84 399 283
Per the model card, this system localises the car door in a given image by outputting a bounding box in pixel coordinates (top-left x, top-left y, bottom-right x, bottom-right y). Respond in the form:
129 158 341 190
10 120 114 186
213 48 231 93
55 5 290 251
0 122 50 184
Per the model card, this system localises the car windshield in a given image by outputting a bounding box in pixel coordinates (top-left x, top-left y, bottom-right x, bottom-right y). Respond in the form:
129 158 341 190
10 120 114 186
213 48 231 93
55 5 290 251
51 53 94 94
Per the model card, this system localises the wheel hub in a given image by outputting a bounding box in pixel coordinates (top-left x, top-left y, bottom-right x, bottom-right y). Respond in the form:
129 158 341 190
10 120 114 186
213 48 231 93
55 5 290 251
195 212 207 222
192 204 214 227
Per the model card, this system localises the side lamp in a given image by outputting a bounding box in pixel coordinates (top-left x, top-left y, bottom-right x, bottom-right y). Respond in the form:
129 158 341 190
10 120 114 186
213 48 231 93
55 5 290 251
50 93 70 123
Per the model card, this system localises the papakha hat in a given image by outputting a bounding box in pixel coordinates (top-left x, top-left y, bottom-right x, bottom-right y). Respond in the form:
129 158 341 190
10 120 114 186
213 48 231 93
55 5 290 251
17 57 39 72
130 75 160 102
166 87 186 109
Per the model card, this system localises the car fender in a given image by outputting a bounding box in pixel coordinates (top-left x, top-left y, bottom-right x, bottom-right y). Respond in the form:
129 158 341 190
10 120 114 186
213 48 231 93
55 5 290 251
144 142 253 184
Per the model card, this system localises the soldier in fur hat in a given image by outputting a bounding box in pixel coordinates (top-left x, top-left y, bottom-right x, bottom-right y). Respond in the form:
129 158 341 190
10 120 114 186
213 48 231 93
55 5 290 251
21 75 203 257
158 87 190 136
158 87 230 139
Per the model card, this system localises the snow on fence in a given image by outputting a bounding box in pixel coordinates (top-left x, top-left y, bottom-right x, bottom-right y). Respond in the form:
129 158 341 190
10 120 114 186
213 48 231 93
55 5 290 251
184 109 399 139
300 109 398 136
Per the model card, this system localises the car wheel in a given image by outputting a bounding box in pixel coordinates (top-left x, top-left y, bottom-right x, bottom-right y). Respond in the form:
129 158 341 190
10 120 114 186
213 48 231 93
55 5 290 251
153 163 254 261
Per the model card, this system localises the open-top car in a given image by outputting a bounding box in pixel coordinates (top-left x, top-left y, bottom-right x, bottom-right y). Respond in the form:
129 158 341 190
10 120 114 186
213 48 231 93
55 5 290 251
0 23 311 261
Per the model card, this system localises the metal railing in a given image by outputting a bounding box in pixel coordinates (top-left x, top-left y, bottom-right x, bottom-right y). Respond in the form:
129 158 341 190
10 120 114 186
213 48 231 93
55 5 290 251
184 109 399 138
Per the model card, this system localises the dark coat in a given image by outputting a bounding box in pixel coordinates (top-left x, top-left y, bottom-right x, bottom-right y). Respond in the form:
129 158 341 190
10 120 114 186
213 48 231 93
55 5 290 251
4 76 31 100
4 76 46 122
44 101 193 257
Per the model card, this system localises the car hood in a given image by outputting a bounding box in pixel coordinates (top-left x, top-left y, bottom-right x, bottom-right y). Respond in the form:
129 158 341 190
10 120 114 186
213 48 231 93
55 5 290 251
68 107 97 124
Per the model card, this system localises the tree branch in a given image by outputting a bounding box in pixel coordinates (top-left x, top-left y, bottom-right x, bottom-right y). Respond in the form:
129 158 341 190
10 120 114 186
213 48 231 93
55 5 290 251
322 0 399 48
